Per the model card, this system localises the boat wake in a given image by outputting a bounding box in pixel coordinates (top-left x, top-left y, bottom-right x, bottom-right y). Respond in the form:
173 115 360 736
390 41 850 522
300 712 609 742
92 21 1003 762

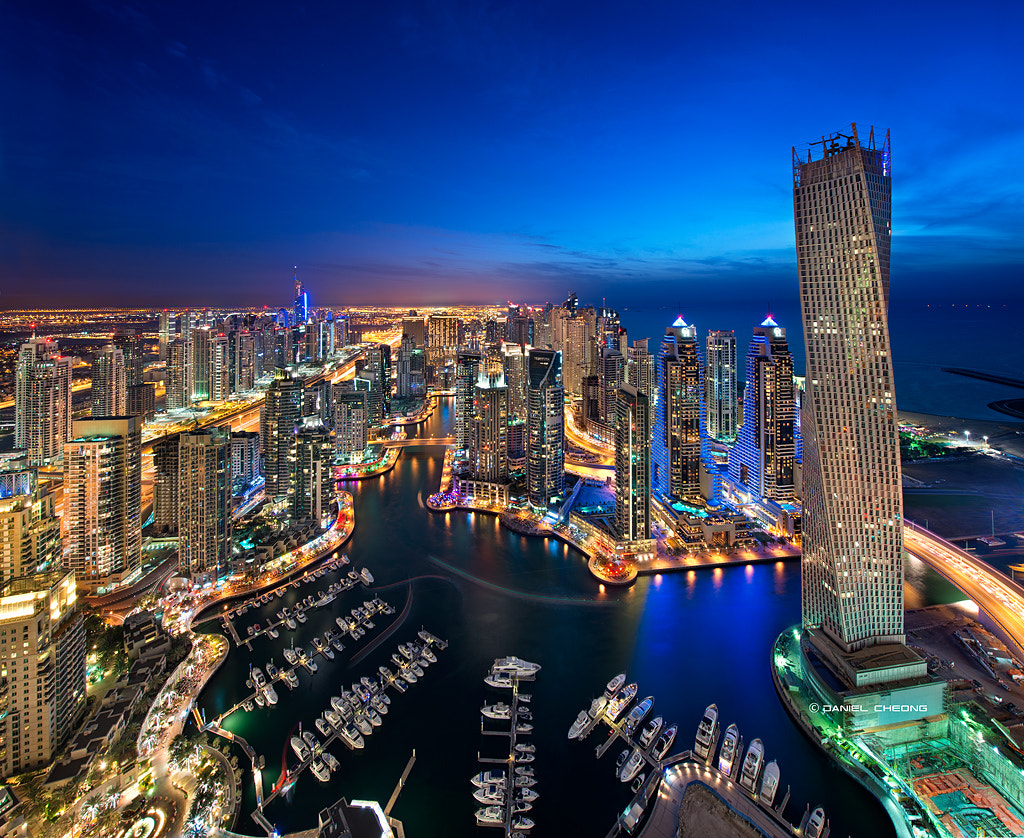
427 555 614 607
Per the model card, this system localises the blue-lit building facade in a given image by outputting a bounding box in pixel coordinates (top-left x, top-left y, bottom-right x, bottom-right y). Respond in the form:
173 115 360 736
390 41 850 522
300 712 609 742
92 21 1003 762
728 317 795 501
652 316 703 502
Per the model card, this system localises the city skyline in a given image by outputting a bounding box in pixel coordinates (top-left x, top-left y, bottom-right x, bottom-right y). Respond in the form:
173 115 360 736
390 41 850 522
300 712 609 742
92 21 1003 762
2 1 1022 308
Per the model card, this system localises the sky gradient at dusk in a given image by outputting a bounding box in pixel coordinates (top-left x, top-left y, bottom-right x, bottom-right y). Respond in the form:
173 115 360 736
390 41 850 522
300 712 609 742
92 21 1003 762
1 0 1021 307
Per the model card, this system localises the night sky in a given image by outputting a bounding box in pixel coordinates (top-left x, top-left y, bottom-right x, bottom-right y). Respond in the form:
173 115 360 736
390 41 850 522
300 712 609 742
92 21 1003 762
1 1 1021 308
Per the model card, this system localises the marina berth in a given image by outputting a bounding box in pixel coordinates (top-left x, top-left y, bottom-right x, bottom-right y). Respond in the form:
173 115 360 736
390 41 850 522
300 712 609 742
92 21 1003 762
638 715 663 749
740 738 764 791
718 723 739 777
694 703 719 760
651 724 677 760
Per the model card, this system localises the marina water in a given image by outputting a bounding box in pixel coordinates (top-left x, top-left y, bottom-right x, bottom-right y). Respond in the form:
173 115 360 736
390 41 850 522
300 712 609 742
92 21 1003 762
197 398 965 838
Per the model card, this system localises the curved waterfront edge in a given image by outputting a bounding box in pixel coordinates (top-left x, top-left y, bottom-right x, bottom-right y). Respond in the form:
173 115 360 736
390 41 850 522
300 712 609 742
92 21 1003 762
770 628 918 838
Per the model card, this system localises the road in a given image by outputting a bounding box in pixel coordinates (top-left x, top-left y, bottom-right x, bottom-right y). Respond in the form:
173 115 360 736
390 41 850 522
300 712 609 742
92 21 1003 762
564 406 614 464
904 525 1024 660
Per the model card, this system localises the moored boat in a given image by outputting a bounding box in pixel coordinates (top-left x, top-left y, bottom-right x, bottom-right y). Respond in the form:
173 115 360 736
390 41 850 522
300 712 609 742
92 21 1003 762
568 710 590 739
471 769 506 788
619 748 644 783
638 716 664 749
475 806 503 825
606 682 638 722
718 723 739 777
310 756 330 783
290 735 310 762
740 738 764 792
473 784 504 804
483 702 512 720
805 807 826 838
605 672 626 697
759 760 780 806
651 724 678 760
624 696 654 734
695 703 719 760
491 656 541 678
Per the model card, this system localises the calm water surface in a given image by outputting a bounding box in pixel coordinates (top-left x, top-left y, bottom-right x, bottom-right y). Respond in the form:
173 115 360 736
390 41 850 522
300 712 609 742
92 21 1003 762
197 399 962 838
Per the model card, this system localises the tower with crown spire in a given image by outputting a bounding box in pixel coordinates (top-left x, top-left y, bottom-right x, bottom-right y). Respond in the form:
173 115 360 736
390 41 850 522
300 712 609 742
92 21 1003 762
652 315 702 501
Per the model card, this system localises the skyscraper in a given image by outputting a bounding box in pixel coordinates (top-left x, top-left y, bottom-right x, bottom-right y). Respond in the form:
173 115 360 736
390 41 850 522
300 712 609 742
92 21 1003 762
290 417 336 525
614 384 651 542
334 390 369 463
597 347 625 426
190 326 211 402
62 416 142 593
158 310 176 361
728 319 795 500
166 338 192 410
705 330 737 443
470 373 509 483
501 343 528 423
794 125 904 652
526 349 564 508
90 345 127 417
208 333 231 402
0 569 85 777
626 338 655 404
0 466 61 584
153 433 179 535
178 427 232 579
652 317 702 500
113 326 145 389
15 338 73 467
293 271 308 325
426 314 461 377
454 352 482 451
264 368 304 500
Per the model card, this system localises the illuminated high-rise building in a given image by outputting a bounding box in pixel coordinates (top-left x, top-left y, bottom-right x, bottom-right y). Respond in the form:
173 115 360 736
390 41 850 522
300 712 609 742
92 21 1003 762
652 317 701 500
426 314 461 377
0 466 61 584
167 338 192 409
614 384 651 541
597 347 625 425
501 343 529 422
190 326 211 401
62 416 142 593
153 433 179 534
526 349 564 508
290 417 336 525
626 338 655 404
334 390 369 463
264 368 304 500
178 427 231 579
795 125 904 652
729 318 794 500
470 373 508 483
455 352 482 451
158 310 176 361
15 338 73 467
293 271 309 326
0 569 85 777
705 330 737 443
208 333 230 402
231 329 255 393
90 345 127 417
113 326 144 389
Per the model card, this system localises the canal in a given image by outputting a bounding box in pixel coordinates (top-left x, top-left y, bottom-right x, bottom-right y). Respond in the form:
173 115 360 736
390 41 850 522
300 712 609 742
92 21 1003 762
196 397 962 837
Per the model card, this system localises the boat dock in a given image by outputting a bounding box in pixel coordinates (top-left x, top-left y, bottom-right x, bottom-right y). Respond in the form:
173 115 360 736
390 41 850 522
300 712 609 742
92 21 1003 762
249 632 446 835
571 678 819 838
474 658 540 836
221 565 373 651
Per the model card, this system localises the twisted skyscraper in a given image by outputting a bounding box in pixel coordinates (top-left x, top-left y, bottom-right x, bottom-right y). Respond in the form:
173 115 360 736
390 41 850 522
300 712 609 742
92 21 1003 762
795 125 904 653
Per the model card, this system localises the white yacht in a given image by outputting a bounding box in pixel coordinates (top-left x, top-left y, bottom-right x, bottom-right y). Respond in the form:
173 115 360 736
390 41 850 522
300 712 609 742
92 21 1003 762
309 756 330 783
484 671 514 689
473 784 505 804
624 696 654 734
491 656 541 678
694 703 719 760
475 807 503 825
805 807 826 838
606 682 638 722
284 670 299 689
471 769 505 788
360 568 374 585
568 710 590 739
315 718 332 738
511 816 534 831
638 716 663 749
588 696 608 719
619 748 645 783
740 738 764 792
325 708 343 729
516 787 538 803
341 724 364 750
604 672 626 697
302 730 320 753
759 761 781 806
290 735 310 762
483 702 513 720
322 751 340 773
718 723 739 777
651 724 677 760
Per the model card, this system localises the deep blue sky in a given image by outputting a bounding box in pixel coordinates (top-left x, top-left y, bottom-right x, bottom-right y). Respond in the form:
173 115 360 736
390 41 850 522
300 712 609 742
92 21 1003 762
1 1 1021 308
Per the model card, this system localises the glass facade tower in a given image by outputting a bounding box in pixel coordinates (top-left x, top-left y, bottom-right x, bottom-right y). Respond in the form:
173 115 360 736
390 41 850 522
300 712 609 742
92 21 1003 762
794 125 904 652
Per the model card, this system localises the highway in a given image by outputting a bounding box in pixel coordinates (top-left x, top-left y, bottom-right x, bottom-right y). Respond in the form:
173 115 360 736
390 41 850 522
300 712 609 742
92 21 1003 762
904 525 1024 660
564 405 614 465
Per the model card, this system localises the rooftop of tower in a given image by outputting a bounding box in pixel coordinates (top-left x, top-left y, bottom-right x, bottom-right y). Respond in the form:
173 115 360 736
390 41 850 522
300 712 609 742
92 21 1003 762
761 315 779 327
671 315 687 328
